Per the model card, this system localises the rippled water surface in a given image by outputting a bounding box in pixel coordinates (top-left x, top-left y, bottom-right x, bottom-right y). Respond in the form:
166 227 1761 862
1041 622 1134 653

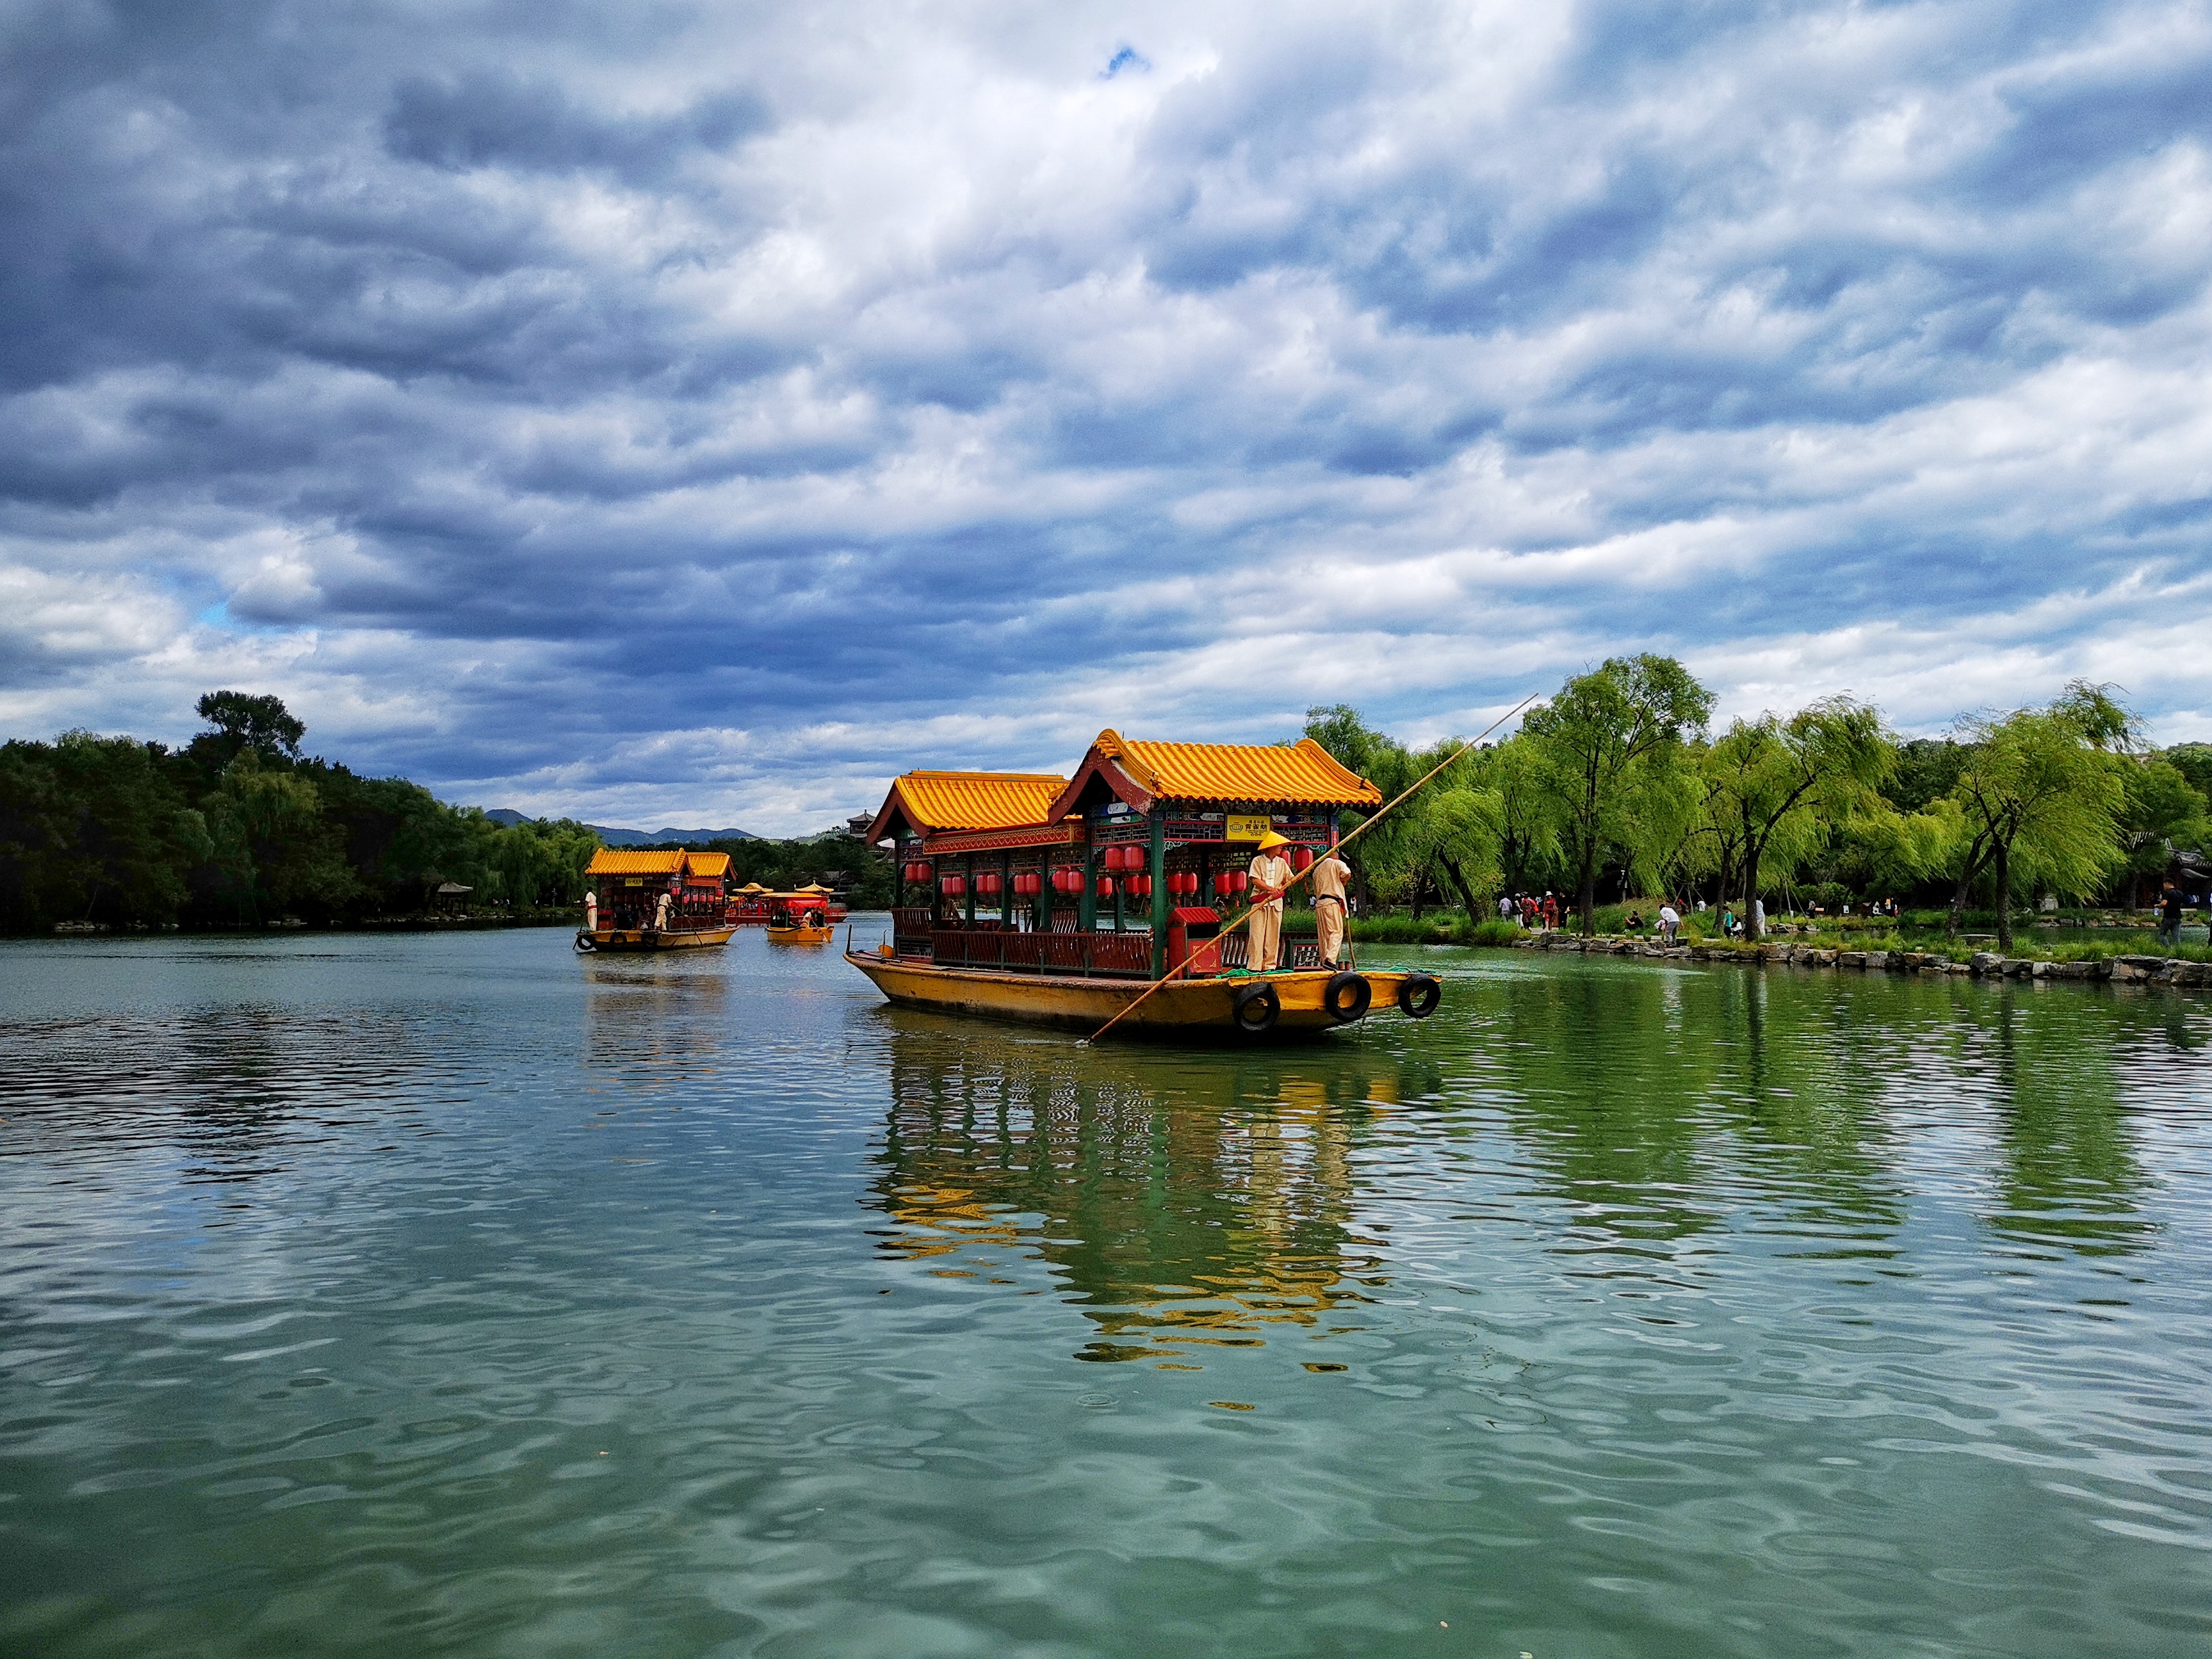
4 926 2210 1656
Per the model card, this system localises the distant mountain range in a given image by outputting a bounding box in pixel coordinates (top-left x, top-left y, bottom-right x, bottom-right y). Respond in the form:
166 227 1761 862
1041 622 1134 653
485 809 756 846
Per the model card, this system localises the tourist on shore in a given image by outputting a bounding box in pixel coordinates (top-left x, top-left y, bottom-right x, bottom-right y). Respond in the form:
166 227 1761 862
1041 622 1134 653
1627 908 1645 934
1658 901 1680 944
2158 882 2184 946
1311 843 1352 968
1499 894 1514 923
1542 892 1559 930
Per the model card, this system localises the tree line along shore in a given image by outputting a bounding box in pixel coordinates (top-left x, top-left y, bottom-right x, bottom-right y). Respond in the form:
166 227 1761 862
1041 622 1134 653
0 693 893 934
6 662 2206 962
1292 655 2212 965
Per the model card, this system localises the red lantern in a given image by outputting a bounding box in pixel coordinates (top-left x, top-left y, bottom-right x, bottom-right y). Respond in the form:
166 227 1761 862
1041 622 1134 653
941 875 965 897
1128 874 1151 900
977 872 1001 896
1096 877 1114 898
1289 845 1313 874
1217 870 1246 895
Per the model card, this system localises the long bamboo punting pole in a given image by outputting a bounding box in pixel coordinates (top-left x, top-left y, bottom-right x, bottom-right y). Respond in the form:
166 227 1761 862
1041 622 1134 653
1084 693 1540 1044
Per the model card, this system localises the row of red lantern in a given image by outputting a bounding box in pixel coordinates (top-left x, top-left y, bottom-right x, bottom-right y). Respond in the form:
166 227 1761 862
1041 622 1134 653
912 855 1316 898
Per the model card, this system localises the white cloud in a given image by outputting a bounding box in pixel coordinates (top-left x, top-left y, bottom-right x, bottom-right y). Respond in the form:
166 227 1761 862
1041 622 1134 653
2 0 2209 831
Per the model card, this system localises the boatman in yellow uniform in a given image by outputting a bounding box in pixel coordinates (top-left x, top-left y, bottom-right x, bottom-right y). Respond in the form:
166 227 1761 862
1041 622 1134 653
1247 830 1294 972
584 889 598 932
653 888 673 932
1311 843 1351 967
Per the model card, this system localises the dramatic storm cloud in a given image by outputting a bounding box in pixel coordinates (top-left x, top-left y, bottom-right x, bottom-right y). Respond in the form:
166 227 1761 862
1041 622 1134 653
3 0 2209 830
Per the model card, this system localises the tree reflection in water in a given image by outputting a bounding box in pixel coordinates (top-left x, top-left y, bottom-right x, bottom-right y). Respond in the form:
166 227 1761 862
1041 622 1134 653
1479 960 2158 1263
861 963 2177 1372
869 1028 1440 1364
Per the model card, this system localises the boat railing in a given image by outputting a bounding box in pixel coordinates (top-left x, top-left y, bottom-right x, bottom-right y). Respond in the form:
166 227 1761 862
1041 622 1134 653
929 927 1153 978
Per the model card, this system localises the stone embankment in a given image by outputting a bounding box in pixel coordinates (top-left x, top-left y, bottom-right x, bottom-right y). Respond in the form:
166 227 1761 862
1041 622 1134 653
1512 934 2211 987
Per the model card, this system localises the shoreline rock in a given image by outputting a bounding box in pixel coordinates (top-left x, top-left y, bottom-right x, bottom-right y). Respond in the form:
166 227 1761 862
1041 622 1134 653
1504 930 2206 990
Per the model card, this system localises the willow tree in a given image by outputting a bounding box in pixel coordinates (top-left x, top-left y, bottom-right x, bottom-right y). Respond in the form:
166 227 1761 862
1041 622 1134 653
1700 697 1897 939
1472 737 1559 899
1522 656 1712 934
1944 683 2131 948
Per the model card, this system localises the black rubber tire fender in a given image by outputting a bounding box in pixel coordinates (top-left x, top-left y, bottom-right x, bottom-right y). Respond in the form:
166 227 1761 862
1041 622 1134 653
1232 981 1281 1033
1395 973 1441 1019
574 930 597 952
1322 971 1372 1024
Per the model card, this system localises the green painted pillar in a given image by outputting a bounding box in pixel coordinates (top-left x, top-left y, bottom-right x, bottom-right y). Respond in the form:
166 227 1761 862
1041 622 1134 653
1150 812 1169 978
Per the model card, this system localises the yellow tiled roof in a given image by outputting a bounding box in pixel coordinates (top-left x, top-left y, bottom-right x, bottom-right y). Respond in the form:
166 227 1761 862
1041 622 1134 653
869 771 1069 841
683 852 731 877
585 849 686 875
1094 731 1381 807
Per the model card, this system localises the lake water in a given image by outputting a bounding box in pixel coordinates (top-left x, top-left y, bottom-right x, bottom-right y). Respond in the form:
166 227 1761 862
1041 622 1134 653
3 925 2209 1656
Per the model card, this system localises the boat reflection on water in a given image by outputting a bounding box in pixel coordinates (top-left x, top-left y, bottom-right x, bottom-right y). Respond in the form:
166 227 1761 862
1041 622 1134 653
581 951 732 1099
868 1021 1442 1363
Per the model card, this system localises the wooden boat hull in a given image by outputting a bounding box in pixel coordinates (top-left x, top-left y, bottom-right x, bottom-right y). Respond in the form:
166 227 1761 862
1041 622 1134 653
578 926 735 952
844 952 1434 1035
769 925 837 944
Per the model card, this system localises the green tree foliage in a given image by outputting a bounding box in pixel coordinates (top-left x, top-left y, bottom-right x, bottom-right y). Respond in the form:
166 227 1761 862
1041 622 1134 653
193 690 307 765
2115 759 2207 898
1696 698 1898 939
1520 655 1714 934
0 695 608 932
1942 683 2133 948
1301 708 1503 919
0 732 211 927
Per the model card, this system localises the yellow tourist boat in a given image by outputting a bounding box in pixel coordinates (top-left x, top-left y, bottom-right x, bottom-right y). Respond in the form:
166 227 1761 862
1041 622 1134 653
848 731 1443 1038
576 850 737 951
845 950 1436 1034
767 891 837 943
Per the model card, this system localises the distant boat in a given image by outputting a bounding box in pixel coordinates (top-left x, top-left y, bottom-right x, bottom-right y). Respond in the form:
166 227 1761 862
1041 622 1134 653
576 850 735 952
766 891 837 944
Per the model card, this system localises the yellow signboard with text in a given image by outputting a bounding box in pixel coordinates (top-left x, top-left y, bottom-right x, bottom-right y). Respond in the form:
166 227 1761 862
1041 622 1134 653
1224 814 1273 842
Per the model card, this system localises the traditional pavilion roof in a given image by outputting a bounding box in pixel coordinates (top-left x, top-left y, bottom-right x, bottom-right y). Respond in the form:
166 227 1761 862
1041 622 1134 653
585 849 687 876
865 771 1071 845
1043 731 1381 819
683 851 731 878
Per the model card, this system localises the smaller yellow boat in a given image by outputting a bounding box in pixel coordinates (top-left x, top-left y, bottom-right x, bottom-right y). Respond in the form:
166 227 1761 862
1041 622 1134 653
766 892 836 943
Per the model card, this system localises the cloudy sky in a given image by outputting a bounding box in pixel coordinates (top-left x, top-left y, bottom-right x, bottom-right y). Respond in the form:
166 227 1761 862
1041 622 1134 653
3 1 2209 832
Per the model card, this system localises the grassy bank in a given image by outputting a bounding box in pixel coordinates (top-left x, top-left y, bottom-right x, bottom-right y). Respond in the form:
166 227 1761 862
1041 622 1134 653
1297 903 2212 966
